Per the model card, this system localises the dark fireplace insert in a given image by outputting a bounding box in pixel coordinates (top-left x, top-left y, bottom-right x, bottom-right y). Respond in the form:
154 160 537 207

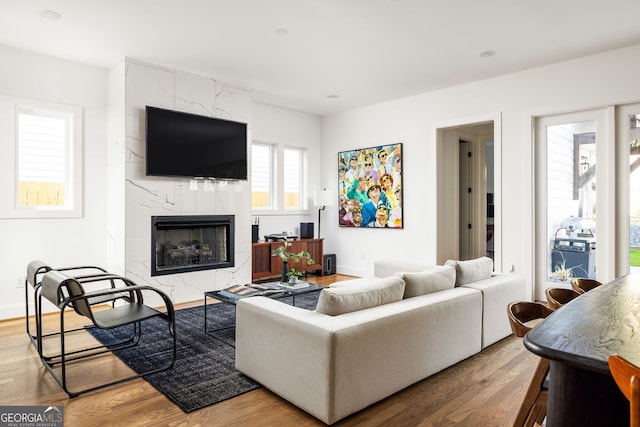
151 215 234 276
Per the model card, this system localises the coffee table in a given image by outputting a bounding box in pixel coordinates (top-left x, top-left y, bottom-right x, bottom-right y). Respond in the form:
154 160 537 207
204 282 323 345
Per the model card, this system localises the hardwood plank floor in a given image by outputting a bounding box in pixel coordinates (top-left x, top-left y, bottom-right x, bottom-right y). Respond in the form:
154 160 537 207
1 274 537 426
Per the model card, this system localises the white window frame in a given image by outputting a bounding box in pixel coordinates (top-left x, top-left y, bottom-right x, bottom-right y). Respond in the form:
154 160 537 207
251 142 275 210
534 107 613 301
251 140 309 214
0 95 83 218
283 146 305 210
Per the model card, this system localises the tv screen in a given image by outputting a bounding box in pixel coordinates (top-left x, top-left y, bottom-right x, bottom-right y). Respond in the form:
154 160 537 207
145 106 248 180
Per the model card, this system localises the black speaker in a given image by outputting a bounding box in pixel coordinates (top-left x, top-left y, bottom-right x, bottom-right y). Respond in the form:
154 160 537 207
300 222 314 239
252 224 259 243
323 254 336 275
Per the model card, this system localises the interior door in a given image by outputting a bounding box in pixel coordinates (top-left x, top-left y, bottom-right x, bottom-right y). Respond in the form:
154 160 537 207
437 118 498 267
459 140 473 260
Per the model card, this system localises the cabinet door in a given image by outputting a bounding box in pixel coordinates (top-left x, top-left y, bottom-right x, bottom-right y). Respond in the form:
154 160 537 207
304 239 323 273
252 243 274 280
286 240 309 272
251 239 325 280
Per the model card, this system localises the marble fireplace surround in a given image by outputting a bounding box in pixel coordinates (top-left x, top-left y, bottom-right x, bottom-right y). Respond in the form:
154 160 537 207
107 58 252 309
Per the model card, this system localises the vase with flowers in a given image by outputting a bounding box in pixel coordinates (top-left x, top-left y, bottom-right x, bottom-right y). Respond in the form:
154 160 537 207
271 237 315 284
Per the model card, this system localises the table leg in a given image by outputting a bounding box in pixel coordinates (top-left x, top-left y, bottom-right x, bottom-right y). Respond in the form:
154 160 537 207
204 294 208 332
546 361 628 426
203 294 236 347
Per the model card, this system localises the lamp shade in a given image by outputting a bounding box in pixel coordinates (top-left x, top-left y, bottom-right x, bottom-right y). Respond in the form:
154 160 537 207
314 188 336 207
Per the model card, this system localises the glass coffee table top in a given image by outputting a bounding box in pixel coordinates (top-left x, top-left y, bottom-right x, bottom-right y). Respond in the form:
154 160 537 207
203 281 324 346
205 281 323 305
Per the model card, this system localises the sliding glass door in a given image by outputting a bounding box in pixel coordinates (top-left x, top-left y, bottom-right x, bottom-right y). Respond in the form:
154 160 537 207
616 104 640 276
546 120 596 281
535 108 614 299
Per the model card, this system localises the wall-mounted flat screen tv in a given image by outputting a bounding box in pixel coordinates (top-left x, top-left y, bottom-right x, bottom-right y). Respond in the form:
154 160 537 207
145 106 248 180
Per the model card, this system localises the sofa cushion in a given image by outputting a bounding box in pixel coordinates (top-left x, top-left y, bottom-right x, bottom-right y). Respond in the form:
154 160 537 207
328 277 375 288
315 276 405 316
445 257 494 285
374 259 436 278
395 265 456 298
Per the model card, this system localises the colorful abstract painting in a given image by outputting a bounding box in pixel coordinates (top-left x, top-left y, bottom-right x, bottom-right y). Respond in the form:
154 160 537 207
338 143 402 228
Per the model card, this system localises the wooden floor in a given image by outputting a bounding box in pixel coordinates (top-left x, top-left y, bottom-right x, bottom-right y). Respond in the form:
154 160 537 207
1 274 537 426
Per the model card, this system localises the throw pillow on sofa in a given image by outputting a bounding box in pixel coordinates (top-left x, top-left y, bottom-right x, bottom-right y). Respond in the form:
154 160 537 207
328 277 375 288
395 265 456 298
445 256 494 285
315 276 405 316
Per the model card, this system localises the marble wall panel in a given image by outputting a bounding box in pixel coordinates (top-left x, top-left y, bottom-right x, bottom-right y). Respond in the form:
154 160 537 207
175 70 215 116
122 58 252 304
215 81 252 122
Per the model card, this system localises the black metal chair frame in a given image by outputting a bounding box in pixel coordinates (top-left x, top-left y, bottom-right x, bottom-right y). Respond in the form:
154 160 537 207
38 270 176 397
25 260 129 362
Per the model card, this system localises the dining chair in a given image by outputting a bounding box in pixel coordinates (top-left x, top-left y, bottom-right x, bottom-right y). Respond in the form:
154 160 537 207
507 301 554 427
545 287 581 310
571 278 602 294
609 354 640 427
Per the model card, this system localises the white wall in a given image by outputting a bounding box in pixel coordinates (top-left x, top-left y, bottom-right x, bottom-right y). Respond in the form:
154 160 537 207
5 41 640 317
250 102 322 238
106 61 126 276
321 44 640 299
0 45 108 318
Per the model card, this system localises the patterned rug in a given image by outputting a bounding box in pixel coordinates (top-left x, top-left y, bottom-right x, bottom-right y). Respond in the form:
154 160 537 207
88 292 319 413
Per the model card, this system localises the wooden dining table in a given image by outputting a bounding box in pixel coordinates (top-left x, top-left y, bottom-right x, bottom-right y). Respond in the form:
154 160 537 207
523 274 640 426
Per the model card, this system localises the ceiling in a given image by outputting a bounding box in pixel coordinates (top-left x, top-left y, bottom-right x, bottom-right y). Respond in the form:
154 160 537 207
1 0 640 117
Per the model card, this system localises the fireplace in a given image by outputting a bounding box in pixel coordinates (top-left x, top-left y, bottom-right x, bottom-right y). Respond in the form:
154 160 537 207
151 215 234 276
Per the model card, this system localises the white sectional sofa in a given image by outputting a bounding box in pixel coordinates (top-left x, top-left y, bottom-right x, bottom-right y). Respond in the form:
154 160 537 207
374 258 527 349
235 257 526 425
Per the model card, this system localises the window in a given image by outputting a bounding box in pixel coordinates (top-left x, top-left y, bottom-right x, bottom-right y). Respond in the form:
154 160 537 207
283 147 302 209
17 109 71 208
0 95 83 218
251 142 307 212
251 143 273 209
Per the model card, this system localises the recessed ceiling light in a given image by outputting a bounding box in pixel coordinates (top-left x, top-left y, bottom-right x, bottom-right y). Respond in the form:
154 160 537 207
274 28 289 36
40 9 62 20
327 94 339 99
479 50 496 58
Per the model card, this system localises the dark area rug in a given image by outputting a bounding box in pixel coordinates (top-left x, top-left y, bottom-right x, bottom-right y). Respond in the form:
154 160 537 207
87 291 319 413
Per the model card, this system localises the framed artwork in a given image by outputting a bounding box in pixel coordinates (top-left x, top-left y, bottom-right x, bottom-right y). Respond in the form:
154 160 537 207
338 143 403 228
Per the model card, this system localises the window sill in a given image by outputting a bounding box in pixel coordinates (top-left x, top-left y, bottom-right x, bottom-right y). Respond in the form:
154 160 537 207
251 209 313 216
